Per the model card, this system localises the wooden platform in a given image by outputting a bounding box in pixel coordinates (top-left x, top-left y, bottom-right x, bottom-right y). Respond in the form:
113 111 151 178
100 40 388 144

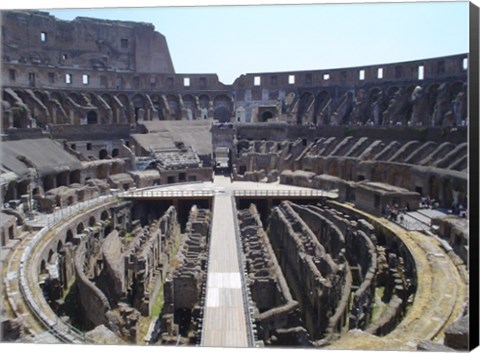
200 181 250 347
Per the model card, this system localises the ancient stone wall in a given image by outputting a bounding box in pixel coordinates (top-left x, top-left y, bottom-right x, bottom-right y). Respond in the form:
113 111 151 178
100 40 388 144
2 10 467 127
238 204 308 346
2 10 174 75
74 239 111 329
162 206 210 343
268 201 351 342
237 133 467 208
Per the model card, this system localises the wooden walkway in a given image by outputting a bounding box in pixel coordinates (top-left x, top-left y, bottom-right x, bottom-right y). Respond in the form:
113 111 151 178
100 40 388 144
201 177 250 347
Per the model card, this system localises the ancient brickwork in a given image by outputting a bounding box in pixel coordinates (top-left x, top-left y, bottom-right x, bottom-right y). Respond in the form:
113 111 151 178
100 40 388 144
268 201 351 342
238 204 308 346
161 206 211 344
235 134 467 209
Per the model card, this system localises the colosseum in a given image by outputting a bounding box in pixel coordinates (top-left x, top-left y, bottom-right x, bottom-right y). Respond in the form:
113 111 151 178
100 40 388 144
0 8 472 351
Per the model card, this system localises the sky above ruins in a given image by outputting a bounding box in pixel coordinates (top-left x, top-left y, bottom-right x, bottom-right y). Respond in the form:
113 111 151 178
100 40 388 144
32 1 471 84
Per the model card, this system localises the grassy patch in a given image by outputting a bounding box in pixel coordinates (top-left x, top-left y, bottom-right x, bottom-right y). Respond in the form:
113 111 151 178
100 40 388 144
371 286 387 322
137 229 183 343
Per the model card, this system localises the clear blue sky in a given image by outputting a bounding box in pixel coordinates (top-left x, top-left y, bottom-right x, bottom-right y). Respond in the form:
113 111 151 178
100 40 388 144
44 2 469 84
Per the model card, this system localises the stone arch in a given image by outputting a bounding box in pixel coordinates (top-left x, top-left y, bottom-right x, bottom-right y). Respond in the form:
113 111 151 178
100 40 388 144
166 94 181 119
101 93 114 108
150 94 164 120
213 95 233 123
117 94 130 109
76 222 85 235
448 81 464 100
132 94 146 122
183 94 196 120
386 86 400 97
112 148 120 158
99 149 109 160
57 240 63 252
68 92 81 104
261 110 273 122
34 90 49 105
88 216 96 227
66 229 74 243
199 94 210 109
101 210 109 221
50 92 64 105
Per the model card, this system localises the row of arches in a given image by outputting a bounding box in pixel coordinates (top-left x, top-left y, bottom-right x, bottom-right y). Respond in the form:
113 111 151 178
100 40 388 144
293 80 467 126
3 89 236 128
314 158 467 207
39 209 111 275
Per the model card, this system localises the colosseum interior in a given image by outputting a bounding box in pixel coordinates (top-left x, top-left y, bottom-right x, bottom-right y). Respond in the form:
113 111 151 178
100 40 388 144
0 8 474 351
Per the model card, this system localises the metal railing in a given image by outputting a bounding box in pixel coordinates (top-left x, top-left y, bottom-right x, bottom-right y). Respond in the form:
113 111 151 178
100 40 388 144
234 189 327 198
231 198 256 347
199 197 215 346
122 190 215 198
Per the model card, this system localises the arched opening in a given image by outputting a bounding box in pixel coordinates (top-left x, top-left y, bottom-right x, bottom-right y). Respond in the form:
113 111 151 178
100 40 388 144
76 222 84 235
183 94 196 120
261 111 273 122
166 94 181 119
101 211 109 221
89 216 96 227
57 240 63 252
66 229 74 243
99 149 109 160
68 93 81 104
112 148 120 158
133 94 146 122
213 95 233 122
87 110 98 124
